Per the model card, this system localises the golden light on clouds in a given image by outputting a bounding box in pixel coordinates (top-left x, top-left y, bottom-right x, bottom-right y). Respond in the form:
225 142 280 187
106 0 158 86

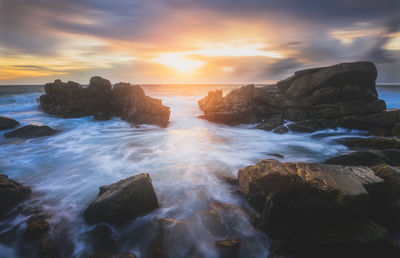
384 32 400 50
151 43 284 74
329 23 382 45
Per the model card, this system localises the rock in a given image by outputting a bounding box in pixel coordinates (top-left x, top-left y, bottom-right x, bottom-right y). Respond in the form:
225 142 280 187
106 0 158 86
237 159 383 243
367 165 400 234
198 62 400 134
338 137 400 150
40 77 170 128
4 125 57 138
0 116 19 130
85 225 116 253
216 238 241 258
340 109 400 135
23 214 50 240
89 252 137 258
370 164 400 201
83 173 159 226
0 174 31 215
94 112 113 121
324 149 400 167
111 83 170 128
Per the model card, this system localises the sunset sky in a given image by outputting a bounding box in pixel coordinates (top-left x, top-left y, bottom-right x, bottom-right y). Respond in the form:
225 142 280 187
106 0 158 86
0 0 399 84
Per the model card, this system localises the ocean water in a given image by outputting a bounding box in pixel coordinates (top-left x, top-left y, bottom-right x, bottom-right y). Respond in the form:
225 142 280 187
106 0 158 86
0 84 399 257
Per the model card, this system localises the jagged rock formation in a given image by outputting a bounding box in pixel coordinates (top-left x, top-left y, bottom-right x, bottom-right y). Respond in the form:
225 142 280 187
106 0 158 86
198 62 400 135
83 173 159 226
40 77 170 128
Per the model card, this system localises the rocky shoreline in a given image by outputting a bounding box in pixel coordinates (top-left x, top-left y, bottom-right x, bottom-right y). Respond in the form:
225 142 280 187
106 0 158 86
1 62 400 257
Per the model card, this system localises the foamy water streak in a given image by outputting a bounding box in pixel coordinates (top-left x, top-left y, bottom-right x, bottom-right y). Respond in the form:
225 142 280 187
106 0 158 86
0 84 377 257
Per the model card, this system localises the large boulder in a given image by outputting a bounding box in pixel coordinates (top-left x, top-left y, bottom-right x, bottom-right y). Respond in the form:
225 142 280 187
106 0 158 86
4 125 57 138
0 116 19 130
83 173 159 226
198 62 400 134
237 159 391 254
40 77 170 127
0 174 31 215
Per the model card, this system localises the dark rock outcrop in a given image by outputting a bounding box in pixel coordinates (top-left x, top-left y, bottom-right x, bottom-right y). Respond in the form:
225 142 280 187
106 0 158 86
0 174 31 215
325 149 400 167
338 137 400 150
83 173 159 226
40 77 170 127
198 62 400 135
0 116 19 130
237 159 399 256
4 125 57 138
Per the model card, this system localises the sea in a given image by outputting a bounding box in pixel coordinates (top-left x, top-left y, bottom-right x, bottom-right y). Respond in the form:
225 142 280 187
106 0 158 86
0 84 399 257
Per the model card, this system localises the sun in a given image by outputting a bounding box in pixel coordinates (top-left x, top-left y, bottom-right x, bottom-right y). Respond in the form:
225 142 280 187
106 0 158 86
152 53 205 73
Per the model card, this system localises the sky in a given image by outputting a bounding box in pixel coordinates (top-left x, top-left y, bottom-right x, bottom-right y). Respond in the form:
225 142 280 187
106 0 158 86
0 0 399 84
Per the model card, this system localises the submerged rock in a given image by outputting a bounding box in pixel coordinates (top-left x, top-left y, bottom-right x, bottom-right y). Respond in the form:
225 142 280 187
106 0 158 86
198 62 400 135
23 214 50 240
85 225 116 253
237 159 385 249
0 116 19 130
40 77 170 127
0 174 31 215
4 125 57 138
83 173 159 226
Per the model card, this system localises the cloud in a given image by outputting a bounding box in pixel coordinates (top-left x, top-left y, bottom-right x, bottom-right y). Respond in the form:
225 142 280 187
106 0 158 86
0 0 399 83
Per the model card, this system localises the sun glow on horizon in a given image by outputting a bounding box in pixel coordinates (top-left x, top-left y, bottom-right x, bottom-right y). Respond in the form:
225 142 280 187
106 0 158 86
151 53 205 73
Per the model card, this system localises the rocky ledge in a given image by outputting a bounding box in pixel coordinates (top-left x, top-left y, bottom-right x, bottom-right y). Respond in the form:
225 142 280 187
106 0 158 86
40 77 170 128
238 159 400 257
198 61 400 135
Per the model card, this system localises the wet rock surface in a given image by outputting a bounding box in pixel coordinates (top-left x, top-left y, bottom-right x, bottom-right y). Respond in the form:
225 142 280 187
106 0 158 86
23 214 50 240
237 159 400 256
325 149 400 167
85 225 116 253
4 125 57 138
0 174 31 216
198 62 400 135
338 136 400 150
83 173 159 226
40 77 170 127
0 116 19 130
